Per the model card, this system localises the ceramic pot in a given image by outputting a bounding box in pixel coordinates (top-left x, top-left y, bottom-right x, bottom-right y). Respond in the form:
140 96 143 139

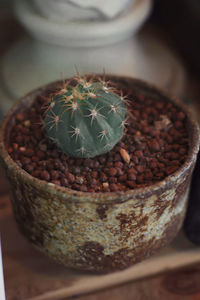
14 0 152 47
33 0 133 22
0 76 199 273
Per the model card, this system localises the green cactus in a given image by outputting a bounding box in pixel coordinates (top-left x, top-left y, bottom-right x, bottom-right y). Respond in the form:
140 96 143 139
44 76 127 158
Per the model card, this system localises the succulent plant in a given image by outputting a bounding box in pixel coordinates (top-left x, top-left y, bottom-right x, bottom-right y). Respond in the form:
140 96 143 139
44 76 127 158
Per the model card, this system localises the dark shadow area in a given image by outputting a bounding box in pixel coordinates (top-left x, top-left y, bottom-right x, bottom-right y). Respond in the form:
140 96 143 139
151 0 200 79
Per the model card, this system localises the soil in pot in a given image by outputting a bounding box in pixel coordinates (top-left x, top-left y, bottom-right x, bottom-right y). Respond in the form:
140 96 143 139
7 79 189 193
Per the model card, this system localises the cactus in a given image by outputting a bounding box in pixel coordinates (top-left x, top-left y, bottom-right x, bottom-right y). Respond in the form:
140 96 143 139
44 76 127 158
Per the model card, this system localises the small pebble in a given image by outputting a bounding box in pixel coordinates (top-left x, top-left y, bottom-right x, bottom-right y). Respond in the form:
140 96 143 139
120 148 130 164
40 170 50 181
108 168 117 177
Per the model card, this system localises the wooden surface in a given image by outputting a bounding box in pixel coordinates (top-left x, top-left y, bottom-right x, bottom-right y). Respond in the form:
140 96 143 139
1 9 200 300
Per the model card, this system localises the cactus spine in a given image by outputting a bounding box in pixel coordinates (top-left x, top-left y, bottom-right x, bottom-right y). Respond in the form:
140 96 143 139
44 76 127 158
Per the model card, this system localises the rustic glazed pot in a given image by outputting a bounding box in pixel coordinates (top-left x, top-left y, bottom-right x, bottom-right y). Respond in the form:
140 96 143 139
0 76 199 273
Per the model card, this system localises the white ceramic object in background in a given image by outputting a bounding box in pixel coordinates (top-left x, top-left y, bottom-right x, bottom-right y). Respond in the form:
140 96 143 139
33 0 133 22
0 31 186 114
15 0 152 47
0 0 186 115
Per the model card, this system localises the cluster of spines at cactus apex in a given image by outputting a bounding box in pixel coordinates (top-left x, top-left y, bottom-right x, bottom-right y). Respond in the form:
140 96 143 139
44 75 127 158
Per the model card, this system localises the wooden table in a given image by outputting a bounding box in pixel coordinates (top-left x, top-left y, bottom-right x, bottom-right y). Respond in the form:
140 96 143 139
1 10 200 300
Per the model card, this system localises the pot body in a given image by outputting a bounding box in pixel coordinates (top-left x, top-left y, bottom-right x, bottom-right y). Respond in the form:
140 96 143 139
14 0 152 47
7 173 191 272
33 0 133 21
0 76 199 272
33 0 101 22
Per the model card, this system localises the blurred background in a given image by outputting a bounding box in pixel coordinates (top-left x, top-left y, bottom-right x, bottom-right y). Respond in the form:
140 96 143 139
0 0 199 114
153 0 200 78
0 1 200 297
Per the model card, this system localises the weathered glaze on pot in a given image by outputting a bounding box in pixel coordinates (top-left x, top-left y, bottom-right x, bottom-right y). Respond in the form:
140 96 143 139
0 76 199 273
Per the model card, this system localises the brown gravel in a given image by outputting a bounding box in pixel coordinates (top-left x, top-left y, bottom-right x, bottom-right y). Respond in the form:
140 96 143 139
7 88 189 192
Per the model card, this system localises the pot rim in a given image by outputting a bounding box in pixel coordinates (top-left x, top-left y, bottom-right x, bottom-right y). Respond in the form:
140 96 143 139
0 75 199 204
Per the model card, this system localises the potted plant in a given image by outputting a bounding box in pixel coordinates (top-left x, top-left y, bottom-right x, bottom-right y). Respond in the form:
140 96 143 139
0 74 199 273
